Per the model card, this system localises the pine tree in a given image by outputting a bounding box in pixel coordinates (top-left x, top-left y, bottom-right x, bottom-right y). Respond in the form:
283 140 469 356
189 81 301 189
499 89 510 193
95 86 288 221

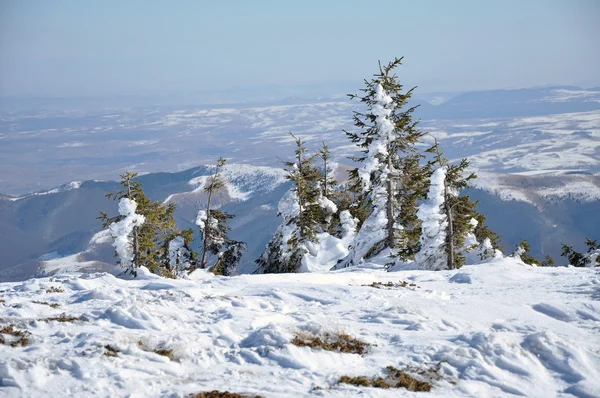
561 238 599 267
415 141 479 270
199 157 226 268
541 254 555 267
255 132 330 274
108 198 146 275
194 158 246 275
513 239 542 266
336 58 425 268
99 172 190 276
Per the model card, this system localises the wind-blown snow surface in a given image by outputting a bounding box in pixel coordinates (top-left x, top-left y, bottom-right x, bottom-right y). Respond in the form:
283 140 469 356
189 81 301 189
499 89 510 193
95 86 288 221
1 258 599 397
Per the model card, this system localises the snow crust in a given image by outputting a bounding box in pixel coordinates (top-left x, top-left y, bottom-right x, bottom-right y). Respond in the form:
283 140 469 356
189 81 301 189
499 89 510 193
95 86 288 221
1 258 599 397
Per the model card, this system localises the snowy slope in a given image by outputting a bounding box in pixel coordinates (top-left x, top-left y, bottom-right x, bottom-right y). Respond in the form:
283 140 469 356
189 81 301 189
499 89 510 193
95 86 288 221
1 258 599 397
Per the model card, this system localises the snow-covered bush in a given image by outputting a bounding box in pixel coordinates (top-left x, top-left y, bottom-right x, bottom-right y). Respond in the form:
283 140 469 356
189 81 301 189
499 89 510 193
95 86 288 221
109 198 146 275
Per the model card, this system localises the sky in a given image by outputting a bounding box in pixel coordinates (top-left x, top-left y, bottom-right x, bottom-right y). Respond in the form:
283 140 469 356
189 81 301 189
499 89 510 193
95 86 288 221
1 0 599 97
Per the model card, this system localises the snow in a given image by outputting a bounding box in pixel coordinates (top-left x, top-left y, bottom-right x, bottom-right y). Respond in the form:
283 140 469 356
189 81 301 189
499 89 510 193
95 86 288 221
109 198 146 271
414 167 448 271
1 257 599 397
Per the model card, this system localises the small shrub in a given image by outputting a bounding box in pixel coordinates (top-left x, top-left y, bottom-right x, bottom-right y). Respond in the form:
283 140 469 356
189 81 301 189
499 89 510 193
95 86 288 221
45 286 65 293
338 366 432 392
190 392 262 398
42 313 79 322
0 324 30 347
33 300 60 308
291 331 371 355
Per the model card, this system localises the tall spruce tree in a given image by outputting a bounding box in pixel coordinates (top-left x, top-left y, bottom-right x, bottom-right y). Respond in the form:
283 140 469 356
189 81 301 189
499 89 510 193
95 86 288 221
335 58 425 268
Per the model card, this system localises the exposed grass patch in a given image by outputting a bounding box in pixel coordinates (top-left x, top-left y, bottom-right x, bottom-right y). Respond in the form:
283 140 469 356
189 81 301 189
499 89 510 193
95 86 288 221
138 341 176 360
103 344 119 357
363 280 420 289
291 331 371 355
0 324 30 347
190 392 262 398
339 366 433 392
42 313 79 322
33 300 60 308
45 286 65 293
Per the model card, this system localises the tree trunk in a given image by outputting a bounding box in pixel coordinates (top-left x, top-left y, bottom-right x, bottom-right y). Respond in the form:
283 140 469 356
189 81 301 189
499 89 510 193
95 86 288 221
127 178 141 271
444 184 455 270
386 149 396 248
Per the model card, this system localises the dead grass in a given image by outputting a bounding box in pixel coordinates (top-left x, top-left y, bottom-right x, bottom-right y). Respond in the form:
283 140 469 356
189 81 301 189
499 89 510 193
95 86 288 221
0 324 30 347
42 313 79 322
45 286 65 293
363 280 420 289
291 331 371 355
103 344 119 357
138 341 176 360
33 300 60 308
339 366 432 392
190 391 262 398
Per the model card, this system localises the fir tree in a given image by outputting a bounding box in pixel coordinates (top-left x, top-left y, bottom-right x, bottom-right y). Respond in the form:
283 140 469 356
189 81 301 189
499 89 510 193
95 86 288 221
541 254 555 267
256 132 332 274
192 158 246 274
415 140 479 270
561 238 599 267
337 57 425 268
513 239 542 266
99 172 191 276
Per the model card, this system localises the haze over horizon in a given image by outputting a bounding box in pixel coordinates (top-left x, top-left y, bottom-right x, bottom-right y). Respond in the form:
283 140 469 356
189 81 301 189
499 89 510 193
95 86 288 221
1 0 599 98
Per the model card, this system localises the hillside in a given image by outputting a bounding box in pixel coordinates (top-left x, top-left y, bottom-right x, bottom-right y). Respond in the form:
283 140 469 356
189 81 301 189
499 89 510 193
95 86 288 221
1 257 598 397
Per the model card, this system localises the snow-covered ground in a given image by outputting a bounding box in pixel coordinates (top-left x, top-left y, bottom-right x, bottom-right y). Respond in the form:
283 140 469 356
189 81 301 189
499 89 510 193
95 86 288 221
1 258 599 397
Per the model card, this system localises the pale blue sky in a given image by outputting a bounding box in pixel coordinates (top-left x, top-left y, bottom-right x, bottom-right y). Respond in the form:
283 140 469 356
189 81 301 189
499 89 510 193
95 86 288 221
1 0 598 97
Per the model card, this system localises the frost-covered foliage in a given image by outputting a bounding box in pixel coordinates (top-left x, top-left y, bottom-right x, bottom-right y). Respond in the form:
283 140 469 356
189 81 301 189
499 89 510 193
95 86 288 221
257 134 346 274
337 58 425 268
195 157 246 274
561 238 600 267
213 241 247 276
109 198 145 275
100 171 193 277
255 189 303 274
414 167 448 270
513 239 542 266
168 236 192 274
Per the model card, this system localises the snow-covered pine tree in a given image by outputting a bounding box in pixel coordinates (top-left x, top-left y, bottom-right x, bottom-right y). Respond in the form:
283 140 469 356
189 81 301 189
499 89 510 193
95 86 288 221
165 227 197 276
561 238 600 267
108 198 146 275
99 172 191 276
394 153 431 261
255 132 333 273
414 140 479 270
335 58 425 269
513 239 542 266
194 157 246 275
199 157 226 268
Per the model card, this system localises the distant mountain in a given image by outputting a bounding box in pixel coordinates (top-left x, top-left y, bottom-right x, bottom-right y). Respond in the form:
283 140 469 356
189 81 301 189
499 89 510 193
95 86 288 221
415 86 600 119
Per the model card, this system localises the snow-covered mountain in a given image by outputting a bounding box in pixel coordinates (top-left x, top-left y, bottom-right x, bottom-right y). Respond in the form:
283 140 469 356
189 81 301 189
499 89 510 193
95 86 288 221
1 257 599 397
